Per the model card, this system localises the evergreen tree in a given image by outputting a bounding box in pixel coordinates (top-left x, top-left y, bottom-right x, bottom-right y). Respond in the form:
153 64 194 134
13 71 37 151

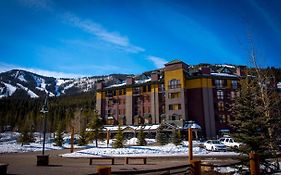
78 127 88 146
87 109 103 147
156 126 168 145
172 129 181 146
54 122 64 147
137 128 147 146
113 125 124 148
231 47 281 173
18 121 34 145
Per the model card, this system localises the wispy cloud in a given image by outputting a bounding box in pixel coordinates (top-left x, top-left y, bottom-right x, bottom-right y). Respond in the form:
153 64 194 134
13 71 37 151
62 13 145 53
0 62 85 78
18 0 53 11
147 56 167 68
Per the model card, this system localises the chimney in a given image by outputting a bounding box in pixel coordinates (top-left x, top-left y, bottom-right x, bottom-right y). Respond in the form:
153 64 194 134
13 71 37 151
151 72 159 82
201 67 210 75
126 76 134 85
96 82 104 90
236 66 245 76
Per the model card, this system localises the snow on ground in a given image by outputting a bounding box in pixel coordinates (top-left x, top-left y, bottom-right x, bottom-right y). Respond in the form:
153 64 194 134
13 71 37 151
62 137 238 158
0 132 239 160
61 144 207 158
0 132 62 153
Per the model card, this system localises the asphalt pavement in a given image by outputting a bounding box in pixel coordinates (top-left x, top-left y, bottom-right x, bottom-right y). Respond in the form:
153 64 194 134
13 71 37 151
0 149 190 175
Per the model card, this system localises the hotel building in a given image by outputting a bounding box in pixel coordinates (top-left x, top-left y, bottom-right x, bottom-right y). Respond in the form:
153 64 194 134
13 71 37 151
96 60 244 138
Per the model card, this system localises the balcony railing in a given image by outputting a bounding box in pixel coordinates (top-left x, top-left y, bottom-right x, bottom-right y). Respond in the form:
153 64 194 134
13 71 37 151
168 84 181 89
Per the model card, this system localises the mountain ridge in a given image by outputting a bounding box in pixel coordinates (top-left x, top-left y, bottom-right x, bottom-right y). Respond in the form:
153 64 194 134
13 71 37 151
0 69 130 99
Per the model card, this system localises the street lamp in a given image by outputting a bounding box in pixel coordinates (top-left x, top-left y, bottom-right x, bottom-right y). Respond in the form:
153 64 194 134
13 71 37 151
37 95 49 166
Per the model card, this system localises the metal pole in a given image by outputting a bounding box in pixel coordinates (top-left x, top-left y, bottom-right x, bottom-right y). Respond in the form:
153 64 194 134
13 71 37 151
188 128 193 162
42 114 47 155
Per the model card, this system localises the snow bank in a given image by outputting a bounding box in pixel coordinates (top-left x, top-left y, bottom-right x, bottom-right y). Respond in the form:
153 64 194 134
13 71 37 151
61 143 208 158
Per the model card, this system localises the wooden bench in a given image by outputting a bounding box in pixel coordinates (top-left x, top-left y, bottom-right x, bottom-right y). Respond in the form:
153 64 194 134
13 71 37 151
125 157 147 164
89 157 115 165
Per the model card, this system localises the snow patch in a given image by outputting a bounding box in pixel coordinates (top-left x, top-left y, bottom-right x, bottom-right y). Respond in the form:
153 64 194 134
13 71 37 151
18 74 27 82
16 83 39 98
62 83 74 94
211 73 237 77
2 83 17 96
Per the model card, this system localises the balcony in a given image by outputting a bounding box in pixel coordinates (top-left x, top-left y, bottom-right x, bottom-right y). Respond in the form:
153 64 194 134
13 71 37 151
168 84 181 89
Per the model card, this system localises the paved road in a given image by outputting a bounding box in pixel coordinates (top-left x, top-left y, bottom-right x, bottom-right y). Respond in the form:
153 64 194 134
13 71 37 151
0 149 190 175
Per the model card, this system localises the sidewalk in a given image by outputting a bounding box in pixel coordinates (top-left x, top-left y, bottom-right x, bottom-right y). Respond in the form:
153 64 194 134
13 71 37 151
0 149 189 175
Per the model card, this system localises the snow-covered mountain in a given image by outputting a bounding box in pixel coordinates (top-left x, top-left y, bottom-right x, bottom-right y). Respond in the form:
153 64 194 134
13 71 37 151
0 69 129 99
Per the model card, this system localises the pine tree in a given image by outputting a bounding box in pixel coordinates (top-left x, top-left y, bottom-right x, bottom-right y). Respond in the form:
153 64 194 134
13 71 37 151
137 128 147 146
18 124 31 145
156 126 168 145
18 121 34 146
113 125 124 148
78 127 87 146
54 122 64 147
87 109 103 147
231 46 281 172
172 129 181 146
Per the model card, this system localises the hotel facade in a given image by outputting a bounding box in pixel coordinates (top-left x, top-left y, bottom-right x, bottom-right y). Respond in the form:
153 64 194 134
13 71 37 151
96 60 244 138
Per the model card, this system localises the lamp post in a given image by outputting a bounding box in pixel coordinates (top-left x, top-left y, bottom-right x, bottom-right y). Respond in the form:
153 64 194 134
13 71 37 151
37 95 49 166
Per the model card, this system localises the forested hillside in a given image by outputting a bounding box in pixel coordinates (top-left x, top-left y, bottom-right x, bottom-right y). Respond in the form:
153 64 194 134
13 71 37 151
0 91 96 132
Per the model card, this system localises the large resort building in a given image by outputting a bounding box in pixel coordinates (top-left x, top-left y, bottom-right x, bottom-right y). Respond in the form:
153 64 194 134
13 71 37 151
96 60 245 138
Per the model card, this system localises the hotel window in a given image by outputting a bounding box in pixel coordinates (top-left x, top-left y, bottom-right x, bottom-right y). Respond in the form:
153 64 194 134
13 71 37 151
118 89 122 95
232 80 238 89
169 92 181 99
217 90 224 99
230 91 235 100
147 85 151 92
159 84 165 91
169 104 181 110
169 79 180 89
218 114 226 124
215 80 227 88
218 101 224 111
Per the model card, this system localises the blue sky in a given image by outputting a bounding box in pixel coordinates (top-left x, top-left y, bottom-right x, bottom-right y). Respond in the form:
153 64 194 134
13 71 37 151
0 0 281 78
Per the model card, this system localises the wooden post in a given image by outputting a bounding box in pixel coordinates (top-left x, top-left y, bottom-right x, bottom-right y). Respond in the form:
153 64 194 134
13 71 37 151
96 166 111 175
106 129 110 147
70 126 74 153
190 160 201 175
249 151 260 175
188 128 193 162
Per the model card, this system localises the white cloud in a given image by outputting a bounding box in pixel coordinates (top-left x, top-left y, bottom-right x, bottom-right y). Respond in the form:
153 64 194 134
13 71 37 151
0 62 85 78
147 56 167 68
62 13 145 53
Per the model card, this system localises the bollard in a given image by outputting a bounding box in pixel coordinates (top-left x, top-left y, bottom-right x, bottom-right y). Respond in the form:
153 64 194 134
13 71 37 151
96 166 111 175
188 128 193 162
190 160 201 175
249 151 260 175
